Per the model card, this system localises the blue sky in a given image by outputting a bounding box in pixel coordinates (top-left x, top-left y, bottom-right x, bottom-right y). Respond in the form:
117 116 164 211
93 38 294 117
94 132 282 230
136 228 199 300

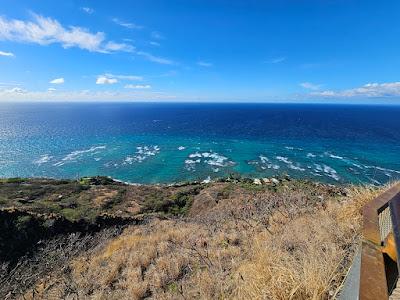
0 0 400 103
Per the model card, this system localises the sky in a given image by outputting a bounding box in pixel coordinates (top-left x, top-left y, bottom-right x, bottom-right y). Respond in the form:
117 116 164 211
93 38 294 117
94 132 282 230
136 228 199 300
0 0 400 103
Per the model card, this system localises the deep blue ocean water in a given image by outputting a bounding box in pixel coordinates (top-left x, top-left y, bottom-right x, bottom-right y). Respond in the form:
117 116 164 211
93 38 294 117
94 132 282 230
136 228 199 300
0 102 399 185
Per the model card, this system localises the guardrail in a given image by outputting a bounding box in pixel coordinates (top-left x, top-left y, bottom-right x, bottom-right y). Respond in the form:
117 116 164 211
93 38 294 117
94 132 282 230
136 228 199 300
360 183 400 299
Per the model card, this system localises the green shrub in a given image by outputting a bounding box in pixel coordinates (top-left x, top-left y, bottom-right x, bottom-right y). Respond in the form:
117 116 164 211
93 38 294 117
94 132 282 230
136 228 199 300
2 177 28 184
101 189 126 209
15 215 33 230
143 187 201 215
79 176 115 186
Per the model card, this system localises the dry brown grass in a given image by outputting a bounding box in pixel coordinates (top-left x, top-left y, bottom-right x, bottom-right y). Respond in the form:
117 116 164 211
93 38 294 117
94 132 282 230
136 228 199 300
21 181 396 300
234 183 390 300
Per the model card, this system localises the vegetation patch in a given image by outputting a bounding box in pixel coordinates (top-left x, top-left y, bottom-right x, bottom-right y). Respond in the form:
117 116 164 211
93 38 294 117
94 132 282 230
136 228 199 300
143 186 203 215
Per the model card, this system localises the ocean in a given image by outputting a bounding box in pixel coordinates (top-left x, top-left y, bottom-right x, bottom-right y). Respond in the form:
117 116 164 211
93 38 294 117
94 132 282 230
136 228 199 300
0 102 399 185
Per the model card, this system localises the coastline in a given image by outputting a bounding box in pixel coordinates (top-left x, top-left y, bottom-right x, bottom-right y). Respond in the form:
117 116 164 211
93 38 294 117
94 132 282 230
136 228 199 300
1 173 343 188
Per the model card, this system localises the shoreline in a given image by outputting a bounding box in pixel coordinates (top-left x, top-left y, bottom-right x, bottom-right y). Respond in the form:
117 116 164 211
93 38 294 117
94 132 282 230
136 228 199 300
0 173 350 188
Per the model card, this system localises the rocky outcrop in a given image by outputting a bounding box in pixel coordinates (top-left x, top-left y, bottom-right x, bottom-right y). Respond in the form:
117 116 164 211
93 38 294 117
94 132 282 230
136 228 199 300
0 208 141 263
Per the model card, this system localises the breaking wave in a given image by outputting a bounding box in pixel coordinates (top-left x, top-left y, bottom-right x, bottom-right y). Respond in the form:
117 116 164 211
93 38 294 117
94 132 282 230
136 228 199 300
53 146 106 167
184 151 235 171
123 145 161 164
33 154 53 165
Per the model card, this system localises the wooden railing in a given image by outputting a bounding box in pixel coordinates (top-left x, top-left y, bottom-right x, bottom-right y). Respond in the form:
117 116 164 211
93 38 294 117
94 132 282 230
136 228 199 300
360 183 400 299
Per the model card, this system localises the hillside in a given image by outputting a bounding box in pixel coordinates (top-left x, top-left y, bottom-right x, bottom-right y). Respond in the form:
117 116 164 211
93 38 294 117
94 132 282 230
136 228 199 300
0 176 386 299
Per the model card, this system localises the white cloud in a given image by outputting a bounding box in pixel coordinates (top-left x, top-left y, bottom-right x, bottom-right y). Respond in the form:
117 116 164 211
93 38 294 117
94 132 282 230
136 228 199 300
265 57 286 64
311 82 400 98
300 82 321 90
151 31 164 40
313 90 335 97
81 7 94 14
50 77 64 84
1 87 27 94
124 84 151 89
104 41 134 52
149 41 160 47
0 14 174 65
96 76 118 85
0 50 14 57
159 70 178 77
197 61 213 67
95 73 143 85
0 14 133 53
137 51 174 65
104 73 143 81
0 88 175 102
112 18 143 30
48 87 56 92
0 81 21 86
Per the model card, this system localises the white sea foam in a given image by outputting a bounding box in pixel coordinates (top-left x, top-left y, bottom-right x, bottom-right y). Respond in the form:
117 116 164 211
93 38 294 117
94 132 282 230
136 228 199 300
311 172 323 177
368 166 393 177
54 146 106 166
288 164 305 171
204 153 233 167
348 167 361 175
185 151 234 170
124 156 135 164
314 164 323 172
257 163 280 170
178 146 186 150
104 161 119 168
189 152 202 158
185 159 200 164
124 145 160 164
202 152 211 158
202 176 211 184
184 157 201 171
351 162 364 169
322 164 340 181
251 155 280 170
276 156 291 164
364 165 400 174
312 163 340 180
276 156 305 171
326 152 344 160
306 153 317 158
285 146 303 151
368 177 381 185
34 154 53 165
185 165 195 171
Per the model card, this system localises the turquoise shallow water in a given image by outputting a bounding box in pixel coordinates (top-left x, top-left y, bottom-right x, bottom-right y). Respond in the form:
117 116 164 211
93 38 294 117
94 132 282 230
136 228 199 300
0 103 399 185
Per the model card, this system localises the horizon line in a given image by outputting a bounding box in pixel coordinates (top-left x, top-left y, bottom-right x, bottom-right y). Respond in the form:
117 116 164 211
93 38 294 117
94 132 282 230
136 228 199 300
1 100 400 106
